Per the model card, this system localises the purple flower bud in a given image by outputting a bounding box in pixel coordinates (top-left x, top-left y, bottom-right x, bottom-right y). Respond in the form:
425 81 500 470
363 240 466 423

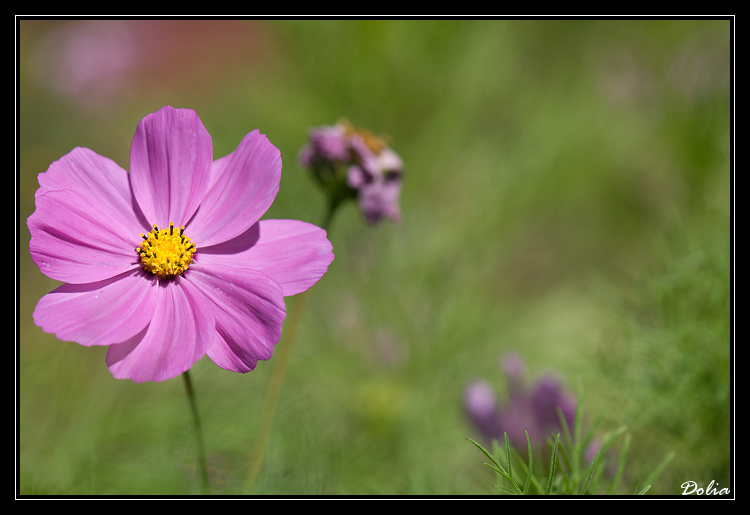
464 381 502 443
532 375 577 437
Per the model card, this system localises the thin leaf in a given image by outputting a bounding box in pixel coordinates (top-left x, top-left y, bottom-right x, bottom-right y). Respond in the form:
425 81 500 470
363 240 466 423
483 461 505 475
502 432 523 494
546 433 560 495
504 432 513 485
637 484 652 495
642 451 675 490
579 450 600 495
524 430 533 495
599 425 628 457
491 438 504 463
468 438 507 475
511 447 543 495
469 438 524 493
587 426 623 494
606 433 631 495
557 407 574 453
579 412 604 457
495 484 519 495
555 438 572 489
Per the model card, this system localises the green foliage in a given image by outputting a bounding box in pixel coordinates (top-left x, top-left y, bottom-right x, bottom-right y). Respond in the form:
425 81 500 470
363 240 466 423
469 391 674 495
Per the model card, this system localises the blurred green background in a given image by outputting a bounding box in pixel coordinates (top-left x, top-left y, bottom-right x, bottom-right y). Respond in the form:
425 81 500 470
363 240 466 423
18 19 731 495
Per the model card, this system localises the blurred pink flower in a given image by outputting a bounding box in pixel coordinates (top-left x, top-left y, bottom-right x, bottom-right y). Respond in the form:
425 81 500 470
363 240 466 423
30 20 139 107
298 120 404 224
464 353 577 447
29 20 270 107
28 106 334 382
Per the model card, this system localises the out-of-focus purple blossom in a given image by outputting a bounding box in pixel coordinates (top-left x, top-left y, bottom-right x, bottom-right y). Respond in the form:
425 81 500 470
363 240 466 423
28 20 270 109
465 380 503 441
30 20 138 107
464 353 577 448
532 375 577 437
348 147 404 224
298 124 351 167
298 120 403 225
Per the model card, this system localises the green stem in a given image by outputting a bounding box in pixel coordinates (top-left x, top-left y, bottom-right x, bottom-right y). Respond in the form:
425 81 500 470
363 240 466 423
245 205 335 492
182 370 209 495
245 288 310 491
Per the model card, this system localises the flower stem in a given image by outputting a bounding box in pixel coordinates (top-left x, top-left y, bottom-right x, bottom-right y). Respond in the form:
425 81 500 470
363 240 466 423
245 205 336 493
246 288 310 491
182 370 209 495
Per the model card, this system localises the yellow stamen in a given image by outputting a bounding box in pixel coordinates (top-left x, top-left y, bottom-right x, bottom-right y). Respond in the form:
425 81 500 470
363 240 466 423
136 223 196 278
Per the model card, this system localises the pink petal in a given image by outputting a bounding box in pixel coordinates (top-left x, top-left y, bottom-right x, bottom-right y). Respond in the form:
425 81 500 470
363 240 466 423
199 219 334 297
129 106 212 228
28 190 141 284
187 263 286 373
33 269 159 347
208 331 260 374
187 130 281 247
105 276 215 383
35 147 147 236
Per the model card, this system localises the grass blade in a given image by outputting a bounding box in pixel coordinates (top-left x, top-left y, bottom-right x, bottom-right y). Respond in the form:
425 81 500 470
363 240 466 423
606 433 631 495
503 432 523 494
504 432 513 485
642 451 675 490
579 412 604 457
524 430 533 494
579 450 600 495
512 447 543 495
469 437 523 494
468 438 507 475
546 433 560 495
557 407 573 452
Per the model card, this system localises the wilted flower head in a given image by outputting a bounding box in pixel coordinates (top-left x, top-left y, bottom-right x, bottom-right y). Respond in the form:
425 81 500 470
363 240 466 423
464 352 577 447
298 123 351 166
28 106 334 383
298 120 403 225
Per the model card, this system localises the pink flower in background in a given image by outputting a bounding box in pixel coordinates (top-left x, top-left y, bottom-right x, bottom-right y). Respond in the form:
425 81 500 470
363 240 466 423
298 120 404 224
297 123 351 165
347 146 404 224
29 20 139 107
28 106 334 383
28 20 271 108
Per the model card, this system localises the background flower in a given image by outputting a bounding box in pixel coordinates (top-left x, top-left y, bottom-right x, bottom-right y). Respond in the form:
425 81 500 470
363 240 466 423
464 353 577 448
298 120 404 225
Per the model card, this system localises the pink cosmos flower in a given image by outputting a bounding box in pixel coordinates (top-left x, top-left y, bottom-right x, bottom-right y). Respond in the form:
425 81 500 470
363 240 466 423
28 106 334 383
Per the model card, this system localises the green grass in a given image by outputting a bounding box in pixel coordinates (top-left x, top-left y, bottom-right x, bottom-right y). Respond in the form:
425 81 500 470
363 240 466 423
18 19 731 496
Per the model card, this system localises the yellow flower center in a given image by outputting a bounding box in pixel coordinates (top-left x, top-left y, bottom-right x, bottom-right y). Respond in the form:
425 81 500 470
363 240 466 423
136 223 196 278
